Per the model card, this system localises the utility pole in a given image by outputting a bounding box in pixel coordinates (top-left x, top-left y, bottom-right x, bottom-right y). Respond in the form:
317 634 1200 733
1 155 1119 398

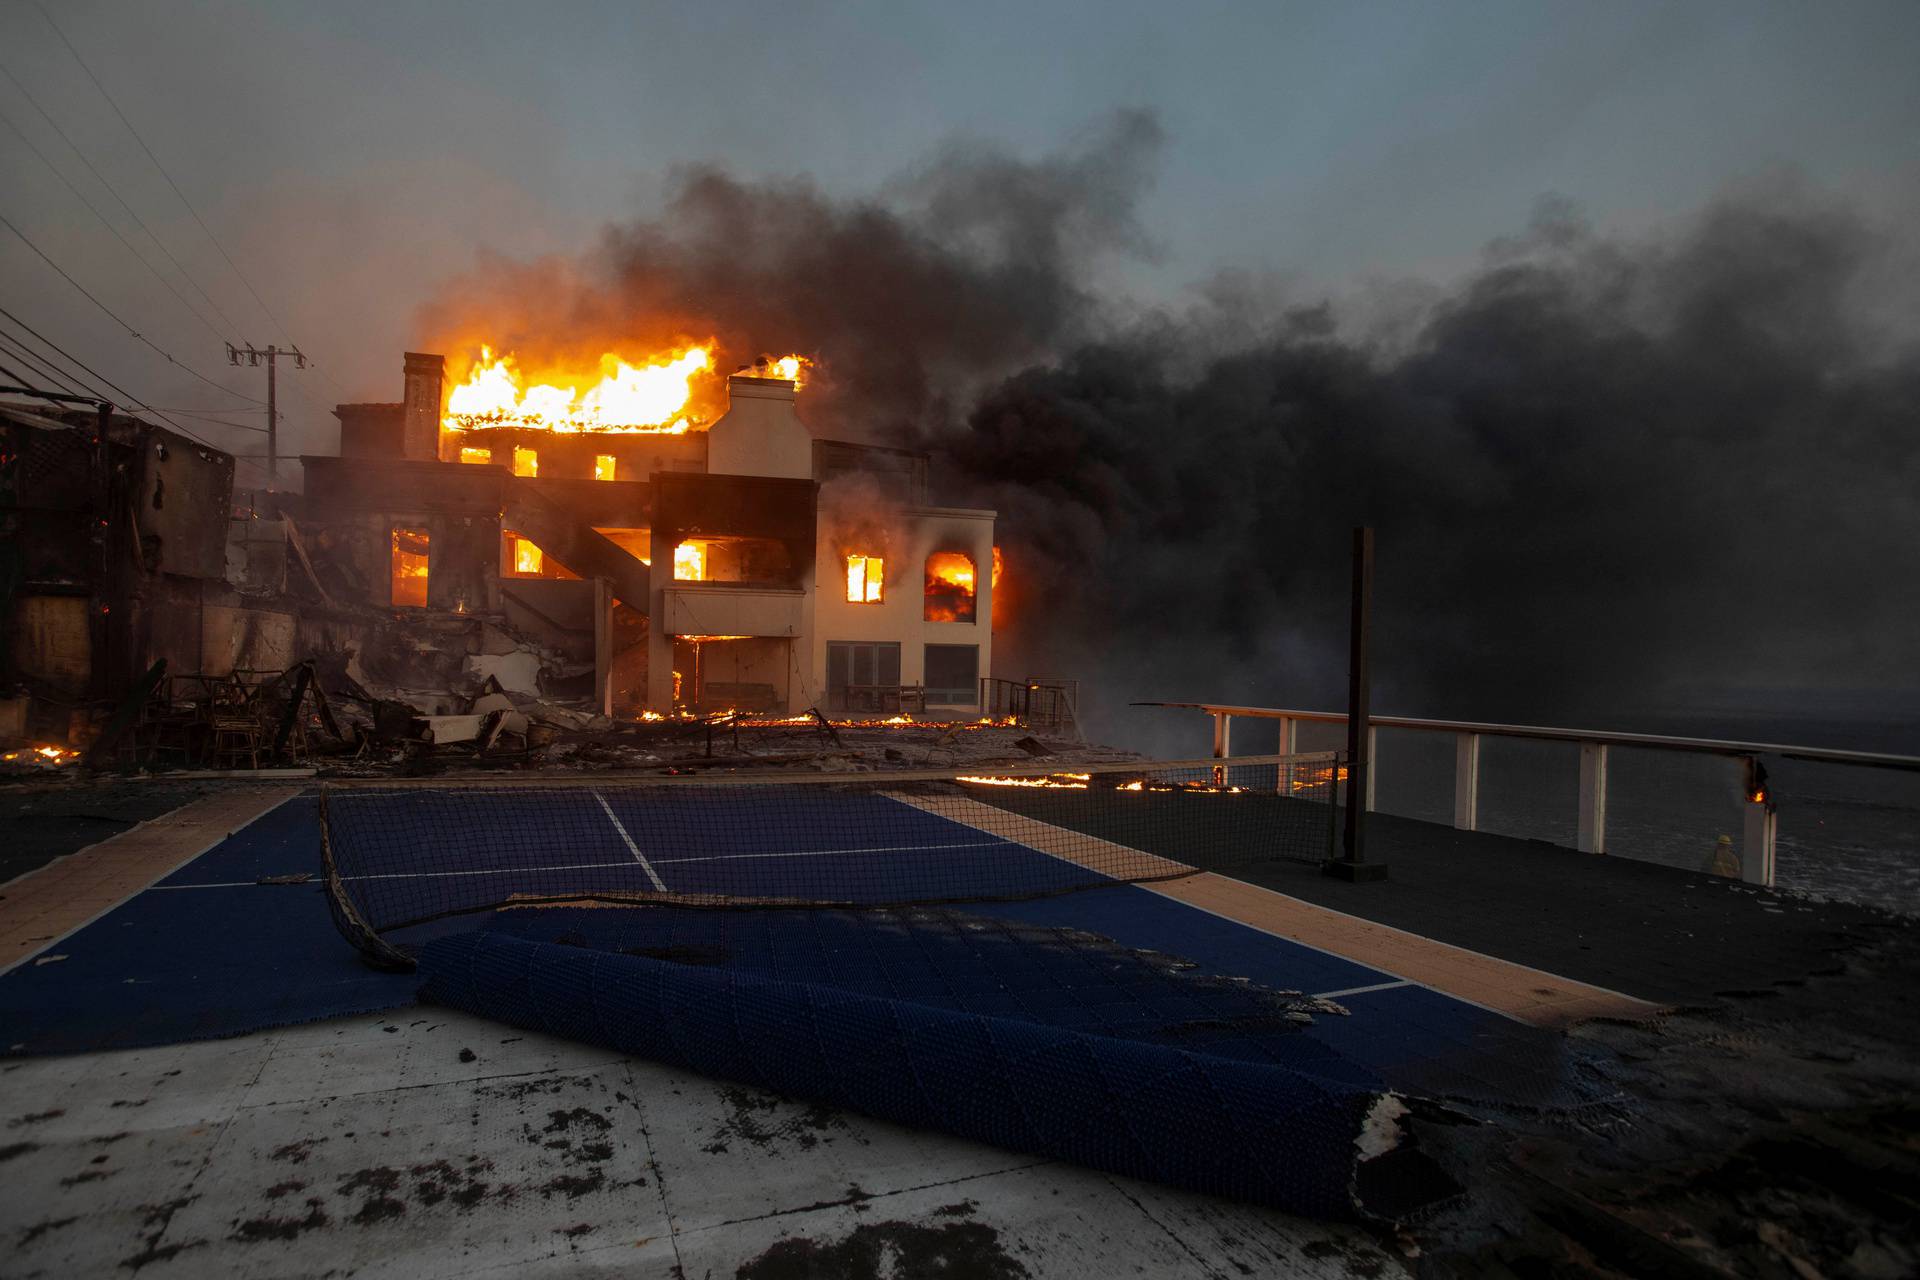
226 343 307 484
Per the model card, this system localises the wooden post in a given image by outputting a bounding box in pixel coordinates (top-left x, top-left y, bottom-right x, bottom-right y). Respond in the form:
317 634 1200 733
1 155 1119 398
1577 742 1608 854
1453 731 1480 831
1365 723 1379 812
1211 711 1231 786
1275 715 1296 793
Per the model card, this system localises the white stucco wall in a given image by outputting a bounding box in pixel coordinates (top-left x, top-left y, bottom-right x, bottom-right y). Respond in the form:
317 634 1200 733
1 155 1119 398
811 506 995 711
704 377 813 480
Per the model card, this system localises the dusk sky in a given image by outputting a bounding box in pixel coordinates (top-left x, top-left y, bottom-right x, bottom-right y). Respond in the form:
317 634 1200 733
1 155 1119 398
3 0 1916 483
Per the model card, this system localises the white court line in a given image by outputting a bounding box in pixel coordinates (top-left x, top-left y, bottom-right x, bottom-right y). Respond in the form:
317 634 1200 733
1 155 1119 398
0 790 301 979
149 839 1019 890
1312 979 1413 1000
592 789 669 892
649 840 1008 866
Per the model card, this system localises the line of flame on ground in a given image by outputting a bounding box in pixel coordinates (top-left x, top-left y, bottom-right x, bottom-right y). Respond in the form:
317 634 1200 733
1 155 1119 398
955 764 1347 794
1 745 78 767
633 712 1020 728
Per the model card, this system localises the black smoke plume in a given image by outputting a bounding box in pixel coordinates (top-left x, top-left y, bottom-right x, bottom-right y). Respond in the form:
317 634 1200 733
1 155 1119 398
416 116 1920 744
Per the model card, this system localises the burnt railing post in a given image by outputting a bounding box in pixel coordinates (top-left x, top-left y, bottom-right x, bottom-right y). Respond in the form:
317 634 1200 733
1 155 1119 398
1211 711 1231 785
1326 526 1386 881
1741 756 1777 886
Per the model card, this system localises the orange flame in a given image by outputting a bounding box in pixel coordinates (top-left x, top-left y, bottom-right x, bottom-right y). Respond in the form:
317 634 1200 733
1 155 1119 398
742 355 811 385
673 541 707 581
845 554 884 603
446 345 713 435
925 551 977 623
2 744 77 766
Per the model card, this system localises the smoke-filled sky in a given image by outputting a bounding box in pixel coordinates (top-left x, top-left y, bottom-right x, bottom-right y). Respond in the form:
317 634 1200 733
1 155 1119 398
3 0 1918 736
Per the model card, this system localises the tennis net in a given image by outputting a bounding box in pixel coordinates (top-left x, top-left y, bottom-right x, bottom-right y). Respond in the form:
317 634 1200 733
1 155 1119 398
320 751 1341 969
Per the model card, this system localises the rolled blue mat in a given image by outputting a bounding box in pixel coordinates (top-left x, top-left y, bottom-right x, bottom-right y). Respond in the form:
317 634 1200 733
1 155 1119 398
416 930 1417 1219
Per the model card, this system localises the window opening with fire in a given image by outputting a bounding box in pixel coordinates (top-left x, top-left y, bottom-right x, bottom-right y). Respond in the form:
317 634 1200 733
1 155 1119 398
502 531 577 578
459 446 492 465
671 537 797 585
512 446 538 477
924 551 977 623
594 454 617 481
390 526 429 608
846 555 884 603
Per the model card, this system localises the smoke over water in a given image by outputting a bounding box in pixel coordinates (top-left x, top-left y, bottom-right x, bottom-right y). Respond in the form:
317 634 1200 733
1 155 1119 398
416 114 1920 747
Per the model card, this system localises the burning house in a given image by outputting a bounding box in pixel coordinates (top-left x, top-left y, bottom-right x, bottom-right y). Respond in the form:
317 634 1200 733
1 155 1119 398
309 348 998 718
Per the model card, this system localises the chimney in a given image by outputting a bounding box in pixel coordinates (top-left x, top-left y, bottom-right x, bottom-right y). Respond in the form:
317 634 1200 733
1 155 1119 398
401 352 446 461
705 373 813 479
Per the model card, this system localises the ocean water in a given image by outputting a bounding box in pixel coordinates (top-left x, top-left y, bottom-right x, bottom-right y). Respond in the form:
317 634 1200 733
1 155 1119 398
1265 720 1920 916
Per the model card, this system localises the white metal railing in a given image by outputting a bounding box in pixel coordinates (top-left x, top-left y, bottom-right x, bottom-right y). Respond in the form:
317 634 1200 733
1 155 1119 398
1141 701 1920 888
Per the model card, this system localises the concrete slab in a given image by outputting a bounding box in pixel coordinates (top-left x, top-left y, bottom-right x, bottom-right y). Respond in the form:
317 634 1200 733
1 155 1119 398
0 1011 1397 1279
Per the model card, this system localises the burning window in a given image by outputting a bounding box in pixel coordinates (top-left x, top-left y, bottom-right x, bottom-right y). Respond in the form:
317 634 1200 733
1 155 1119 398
459 446 493 465
924 551 977 623
671 537 794 585
845 555 884 603
390 526 428 608
512 447 538 477
507 533 543 576
594 454 617 482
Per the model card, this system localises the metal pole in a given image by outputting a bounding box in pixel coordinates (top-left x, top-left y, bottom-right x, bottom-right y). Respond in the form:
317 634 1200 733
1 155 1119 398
266 344 278 484
1327 526 1386 880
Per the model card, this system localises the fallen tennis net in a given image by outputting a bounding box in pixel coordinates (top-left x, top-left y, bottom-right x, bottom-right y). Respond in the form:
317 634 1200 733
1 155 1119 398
320 751 1340 969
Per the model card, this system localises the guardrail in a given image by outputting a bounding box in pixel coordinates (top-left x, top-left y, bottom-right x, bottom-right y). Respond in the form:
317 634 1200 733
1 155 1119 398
1137 701 1920 888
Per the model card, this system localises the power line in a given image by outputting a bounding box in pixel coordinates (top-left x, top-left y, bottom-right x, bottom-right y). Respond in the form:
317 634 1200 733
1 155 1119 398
0 60 249 342
28 5 351 402
0 98 237 347
157 407 267 432
0 326 89 395
0 303 228 454
0 211 268 406
34 6 300 346
0 309 110 399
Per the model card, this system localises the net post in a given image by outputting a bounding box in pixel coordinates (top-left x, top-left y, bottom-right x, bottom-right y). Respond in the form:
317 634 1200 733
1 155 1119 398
1326 526 1386 882
1274 716 1295 793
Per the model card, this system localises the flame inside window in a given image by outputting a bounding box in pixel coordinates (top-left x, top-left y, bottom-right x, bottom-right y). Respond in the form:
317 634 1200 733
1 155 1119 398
924 551 977 623
845 555 884 603
512 447 538 477
510 534 543 575
391 526 428 608
594 454 617 481
459 446 492 465
674 541 707 581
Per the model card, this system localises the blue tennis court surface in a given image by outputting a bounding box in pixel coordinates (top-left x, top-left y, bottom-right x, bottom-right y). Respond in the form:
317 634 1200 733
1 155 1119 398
2 786 1589 1116
324 786 1118 926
